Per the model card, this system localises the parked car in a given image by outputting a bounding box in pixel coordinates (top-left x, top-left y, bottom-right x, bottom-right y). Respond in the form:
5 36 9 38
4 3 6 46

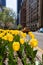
38 28 43 33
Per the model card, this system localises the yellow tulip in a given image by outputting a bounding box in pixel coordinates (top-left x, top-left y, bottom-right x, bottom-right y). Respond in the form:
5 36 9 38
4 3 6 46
6 33 13 42
3 31 7 34
19 31 23 37
0 33 4 38
20 31 26 38
20 38 25 44
28 32 35 38
9 30 19 35
2 36 7 40
14 30 19 35
29 39 38 48
13 42 20 51
0 29 3 32
28 32 32 34
23 33 26 38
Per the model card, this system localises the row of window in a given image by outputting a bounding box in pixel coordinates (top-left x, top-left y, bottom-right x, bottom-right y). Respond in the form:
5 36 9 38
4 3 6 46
28 0 40 23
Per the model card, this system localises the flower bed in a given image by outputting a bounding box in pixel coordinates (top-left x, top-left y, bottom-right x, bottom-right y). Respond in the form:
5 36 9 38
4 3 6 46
0 29 42 65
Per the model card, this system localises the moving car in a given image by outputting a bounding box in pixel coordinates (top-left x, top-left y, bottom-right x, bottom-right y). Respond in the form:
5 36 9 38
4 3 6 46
22 27 30 33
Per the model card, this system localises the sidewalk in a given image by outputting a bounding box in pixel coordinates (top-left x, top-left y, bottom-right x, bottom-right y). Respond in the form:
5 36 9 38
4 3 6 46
36 47 43 61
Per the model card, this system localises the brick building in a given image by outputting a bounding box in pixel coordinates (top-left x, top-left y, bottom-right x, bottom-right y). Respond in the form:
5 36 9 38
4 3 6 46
19 0 43 30
20 0 26 28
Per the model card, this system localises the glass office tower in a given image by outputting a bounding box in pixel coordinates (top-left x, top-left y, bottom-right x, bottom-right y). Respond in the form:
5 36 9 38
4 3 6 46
17 0 22 24
0 0 6 6
0 0 6 12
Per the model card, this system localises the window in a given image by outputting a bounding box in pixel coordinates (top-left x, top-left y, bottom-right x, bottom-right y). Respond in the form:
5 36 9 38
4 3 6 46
29 0 34 3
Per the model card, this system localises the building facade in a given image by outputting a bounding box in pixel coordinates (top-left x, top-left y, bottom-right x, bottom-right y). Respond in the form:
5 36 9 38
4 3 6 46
19 0 43 30
41 0 43 27
0 0 6 12
17 0 22 24
0 0 6 6
20 0 26 28
26 0 42 30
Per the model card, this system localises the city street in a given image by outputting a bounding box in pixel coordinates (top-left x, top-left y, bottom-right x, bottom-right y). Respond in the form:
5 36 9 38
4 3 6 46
33 32 43 50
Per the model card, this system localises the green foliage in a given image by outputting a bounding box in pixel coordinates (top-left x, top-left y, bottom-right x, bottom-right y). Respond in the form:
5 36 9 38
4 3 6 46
0 30 42 65
0 7 16 29
22 57 27 65
17 24 22 30
24 42 37 63
42 54 43 65
38 54 43 65
0 39 17 65
0 38 41 65
0 7 16 23
14 35 20 42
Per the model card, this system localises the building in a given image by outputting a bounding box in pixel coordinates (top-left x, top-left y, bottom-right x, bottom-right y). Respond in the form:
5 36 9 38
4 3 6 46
0 0 6 12
20 0 26 28
0 0 6 6
1 0 6 6
17 0 22 24
17 0 22 13
26 0 42 30
41 0 43 27
19 0 43 31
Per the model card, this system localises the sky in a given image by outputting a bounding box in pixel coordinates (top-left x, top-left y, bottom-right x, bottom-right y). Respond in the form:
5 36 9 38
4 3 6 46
6 0 17 14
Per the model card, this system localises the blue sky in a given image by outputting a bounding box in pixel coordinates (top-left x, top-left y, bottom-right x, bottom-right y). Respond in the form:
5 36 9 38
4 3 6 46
6 0 17 14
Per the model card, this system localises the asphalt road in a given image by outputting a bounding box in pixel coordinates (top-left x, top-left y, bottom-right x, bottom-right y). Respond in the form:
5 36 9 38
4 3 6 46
33 32 43 50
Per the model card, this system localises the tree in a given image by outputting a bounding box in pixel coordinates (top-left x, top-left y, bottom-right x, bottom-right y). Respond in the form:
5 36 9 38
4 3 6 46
0 7 16 29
